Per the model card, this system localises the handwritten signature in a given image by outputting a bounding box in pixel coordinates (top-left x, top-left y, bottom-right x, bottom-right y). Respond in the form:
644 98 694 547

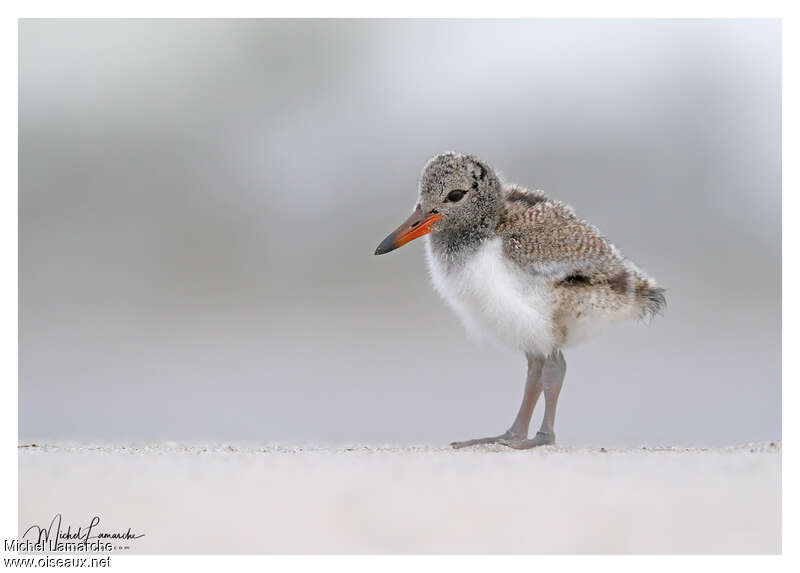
22 514 145 545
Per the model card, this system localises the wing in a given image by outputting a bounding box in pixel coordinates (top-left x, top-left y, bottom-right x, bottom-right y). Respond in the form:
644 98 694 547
496 184 665 319
497 185 628 284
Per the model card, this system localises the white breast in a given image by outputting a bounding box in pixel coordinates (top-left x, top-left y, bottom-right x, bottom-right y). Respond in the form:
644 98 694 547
425 237 556 356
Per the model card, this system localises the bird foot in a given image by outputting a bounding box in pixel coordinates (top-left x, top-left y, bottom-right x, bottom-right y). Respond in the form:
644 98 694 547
497 431 555 449
450 430 522 449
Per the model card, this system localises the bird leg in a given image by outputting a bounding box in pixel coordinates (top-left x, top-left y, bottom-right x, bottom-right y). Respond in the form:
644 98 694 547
498 350 566 449
450 353 546 449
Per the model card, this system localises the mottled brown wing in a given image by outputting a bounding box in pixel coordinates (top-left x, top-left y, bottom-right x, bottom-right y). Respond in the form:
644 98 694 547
496 186 666 320
497 186 627 284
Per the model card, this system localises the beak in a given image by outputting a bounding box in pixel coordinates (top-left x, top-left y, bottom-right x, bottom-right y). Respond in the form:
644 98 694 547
374 205 442 255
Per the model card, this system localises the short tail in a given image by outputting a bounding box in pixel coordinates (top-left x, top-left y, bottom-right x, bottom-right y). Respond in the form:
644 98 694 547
636 282 666 321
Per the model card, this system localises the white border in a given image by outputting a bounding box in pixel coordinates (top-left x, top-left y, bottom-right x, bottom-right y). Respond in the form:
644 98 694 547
0 0 796 17
3 3 793 572
1 1 18 568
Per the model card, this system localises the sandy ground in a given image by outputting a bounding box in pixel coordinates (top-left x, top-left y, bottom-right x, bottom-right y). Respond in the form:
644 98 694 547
18 442 780 554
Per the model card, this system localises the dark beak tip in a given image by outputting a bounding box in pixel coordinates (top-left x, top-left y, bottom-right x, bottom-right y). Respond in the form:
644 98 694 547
374 233 397 256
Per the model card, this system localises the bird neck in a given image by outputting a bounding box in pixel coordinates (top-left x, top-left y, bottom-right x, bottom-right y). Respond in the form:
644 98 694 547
429 218 496 264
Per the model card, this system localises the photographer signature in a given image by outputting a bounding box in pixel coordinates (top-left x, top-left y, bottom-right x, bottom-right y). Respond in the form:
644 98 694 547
22 514 144 544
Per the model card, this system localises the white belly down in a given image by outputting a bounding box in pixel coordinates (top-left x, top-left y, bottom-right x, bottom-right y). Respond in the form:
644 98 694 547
425 237 556 356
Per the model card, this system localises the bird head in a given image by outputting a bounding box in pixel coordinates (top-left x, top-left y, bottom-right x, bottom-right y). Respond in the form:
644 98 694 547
374 152 502 255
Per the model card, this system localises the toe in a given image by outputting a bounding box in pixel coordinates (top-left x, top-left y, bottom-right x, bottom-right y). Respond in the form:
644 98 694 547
450 434 510 449
498 433 556 450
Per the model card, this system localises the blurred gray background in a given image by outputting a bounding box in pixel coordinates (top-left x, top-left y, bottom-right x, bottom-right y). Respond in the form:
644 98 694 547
20 19 780 445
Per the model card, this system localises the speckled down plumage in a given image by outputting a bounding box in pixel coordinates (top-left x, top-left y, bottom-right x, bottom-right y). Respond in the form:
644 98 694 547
497 184 665 345
419 152 665 354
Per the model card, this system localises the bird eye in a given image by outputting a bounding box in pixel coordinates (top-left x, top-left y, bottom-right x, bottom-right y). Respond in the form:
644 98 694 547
446 190 466 202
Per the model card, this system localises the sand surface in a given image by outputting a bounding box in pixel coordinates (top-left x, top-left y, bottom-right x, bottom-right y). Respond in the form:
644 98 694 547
18 442 780 554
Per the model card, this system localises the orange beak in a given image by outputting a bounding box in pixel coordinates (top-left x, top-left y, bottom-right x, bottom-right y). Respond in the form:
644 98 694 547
374 205 442 255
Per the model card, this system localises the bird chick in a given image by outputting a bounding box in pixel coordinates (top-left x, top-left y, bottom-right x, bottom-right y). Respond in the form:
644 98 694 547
375 152 665 449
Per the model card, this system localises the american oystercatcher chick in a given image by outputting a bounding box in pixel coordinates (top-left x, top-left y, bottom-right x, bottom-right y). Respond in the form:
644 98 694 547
375 152 665 449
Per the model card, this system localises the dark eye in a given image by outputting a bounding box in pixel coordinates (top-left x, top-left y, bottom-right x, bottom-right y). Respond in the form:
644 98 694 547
446 190 466 202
